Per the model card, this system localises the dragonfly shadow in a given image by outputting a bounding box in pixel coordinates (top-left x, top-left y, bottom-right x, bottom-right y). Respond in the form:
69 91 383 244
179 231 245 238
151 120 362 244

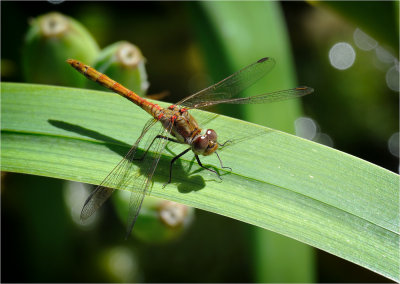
48 119 129 157
162 146 225 194
48 119 213 192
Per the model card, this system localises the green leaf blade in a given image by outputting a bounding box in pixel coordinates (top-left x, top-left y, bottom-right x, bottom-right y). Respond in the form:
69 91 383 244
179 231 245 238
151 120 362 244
1 82 399 281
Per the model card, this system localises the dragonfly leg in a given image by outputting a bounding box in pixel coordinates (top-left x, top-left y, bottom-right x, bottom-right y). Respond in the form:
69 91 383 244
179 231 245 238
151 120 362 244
163 148 191 187
134 135 179 161
195 154 222 180
215 152 232 171
218 139 232 147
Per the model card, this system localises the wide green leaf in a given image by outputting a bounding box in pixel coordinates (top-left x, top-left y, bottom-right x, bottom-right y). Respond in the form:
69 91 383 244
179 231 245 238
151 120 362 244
1 82 399 281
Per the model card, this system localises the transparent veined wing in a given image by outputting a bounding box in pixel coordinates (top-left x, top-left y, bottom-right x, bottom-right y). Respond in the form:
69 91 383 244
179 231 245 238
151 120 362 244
189 86 314 109
177 57 313 109
80 118 158 221
176 57 276 108
124 120 175 239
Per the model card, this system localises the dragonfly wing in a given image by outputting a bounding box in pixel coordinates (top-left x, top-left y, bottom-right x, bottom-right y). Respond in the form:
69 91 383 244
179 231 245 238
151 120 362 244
80 187 115 221
191 86 314 109
176 57 276 108
80 118 158 221
124 120 174 238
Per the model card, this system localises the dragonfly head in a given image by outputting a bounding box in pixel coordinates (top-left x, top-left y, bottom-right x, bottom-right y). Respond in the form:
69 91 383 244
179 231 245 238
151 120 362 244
192 129 218 156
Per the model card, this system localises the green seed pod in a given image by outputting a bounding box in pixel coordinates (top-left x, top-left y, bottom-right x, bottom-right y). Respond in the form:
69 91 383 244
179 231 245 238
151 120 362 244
114 191 194 244
22 12 99 87
87 41 149 96
98 246 140 282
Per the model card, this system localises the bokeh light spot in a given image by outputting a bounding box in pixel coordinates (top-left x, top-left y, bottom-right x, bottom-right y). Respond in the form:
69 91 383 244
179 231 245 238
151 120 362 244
295 117 317 140
388 132 399 157
375 46 396 64
353 28 377 51
314 132 334 147
385 65 399 92
63 181 98 229
47 0 64 4
329 42 356 70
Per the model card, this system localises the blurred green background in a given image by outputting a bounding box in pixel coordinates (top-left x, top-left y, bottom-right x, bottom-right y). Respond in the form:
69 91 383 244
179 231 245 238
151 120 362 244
1 1 398 282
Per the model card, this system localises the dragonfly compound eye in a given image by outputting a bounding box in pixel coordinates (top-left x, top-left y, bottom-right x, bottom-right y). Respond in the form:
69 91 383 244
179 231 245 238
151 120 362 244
192 136 209 155
205 129 217 142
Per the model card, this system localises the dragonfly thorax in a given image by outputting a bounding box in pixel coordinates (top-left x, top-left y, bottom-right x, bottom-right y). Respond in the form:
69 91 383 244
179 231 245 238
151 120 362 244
191 129 218 156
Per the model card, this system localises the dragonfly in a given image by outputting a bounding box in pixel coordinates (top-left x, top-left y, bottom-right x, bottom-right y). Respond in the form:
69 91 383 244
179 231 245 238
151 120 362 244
67 57 313 238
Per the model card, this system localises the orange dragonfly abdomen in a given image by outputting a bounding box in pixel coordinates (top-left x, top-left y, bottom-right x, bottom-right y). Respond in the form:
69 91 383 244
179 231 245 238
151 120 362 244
66 59 163 118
